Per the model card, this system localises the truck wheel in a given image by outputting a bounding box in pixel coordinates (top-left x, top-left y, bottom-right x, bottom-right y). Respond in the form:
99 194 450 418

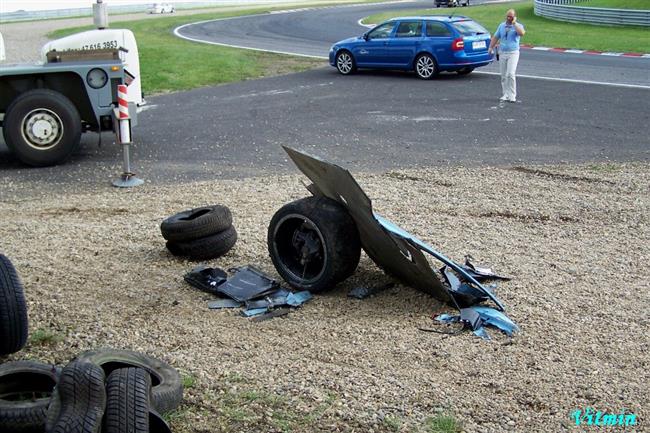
267 196 361 293
3 89 81 167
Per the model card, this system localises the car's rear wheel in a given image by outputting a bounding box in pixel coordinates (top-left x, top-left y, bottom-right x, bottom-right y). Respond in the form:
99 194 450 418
457 67 474 76
335 51 356 75
414 54 438 80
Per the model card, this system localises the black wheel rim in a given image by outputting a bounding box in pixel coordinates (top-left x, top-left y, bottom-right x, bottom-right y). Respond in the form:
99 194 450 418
272 214 327 284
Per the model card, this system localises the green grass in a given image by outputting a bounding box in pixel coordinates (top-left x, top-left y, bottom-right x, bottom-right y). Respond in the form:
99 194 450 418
383 415 403 431
49 7 327 95
425 414 462 433
582 0 650 9
364 0 650 53
163 375 459 433
181 373 196 389
28 328 64 346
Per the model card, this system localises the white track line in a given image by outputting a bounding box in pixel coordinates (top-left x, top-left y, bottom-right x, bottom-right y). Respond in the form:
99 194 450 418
475 71 650 90
174 7 650 91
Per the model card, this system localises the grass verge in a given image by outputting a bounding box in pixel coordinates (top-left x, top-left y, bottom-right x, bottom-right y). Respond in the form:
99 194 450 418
364 0 650 53
48 6 330 95
582 0 650 9
28 328 64 346
47 0 648 96
164 374 461 433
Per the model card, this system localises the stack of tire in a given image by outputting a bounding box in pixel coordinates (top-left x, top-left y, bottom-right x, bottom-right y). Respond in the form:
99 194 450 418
0 254 29 357
161 205 237 261
0 349 183 433
1 255 183 432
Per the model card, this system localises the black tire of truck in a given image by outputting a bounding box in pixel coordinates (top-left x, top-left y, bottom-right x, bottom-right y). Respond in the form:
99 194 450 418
103 368 151 433
0 361 60 433
3 89 82 167
73 349 183 415
160 205 233 242
0 254 29 356
267 196 361 293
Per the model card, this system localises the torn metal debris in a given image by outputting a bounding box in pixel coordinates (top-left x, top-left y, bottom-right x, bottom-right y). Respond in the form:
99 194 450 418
281 146 519 338
348 282 395 300
184 265 312 318
436 307 520 340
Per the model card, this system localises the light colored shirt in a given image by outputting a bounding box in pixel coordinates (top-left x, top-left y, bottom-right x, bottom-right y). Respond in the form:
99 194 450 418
495 22 524 52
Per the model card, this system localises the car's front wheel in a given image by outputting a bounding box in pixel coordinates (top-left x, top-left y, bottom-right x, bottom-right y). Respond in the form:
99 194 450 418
414 53 438 80
335 50 356 75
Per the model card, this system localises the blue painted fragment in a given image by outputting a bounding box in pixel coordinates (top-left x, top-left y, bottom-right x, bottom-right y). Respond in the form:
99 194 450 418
374 213 505 311
471 306 519 337
286 291 313 306
242 307 269 317
435 306 519 340
207 299 242 309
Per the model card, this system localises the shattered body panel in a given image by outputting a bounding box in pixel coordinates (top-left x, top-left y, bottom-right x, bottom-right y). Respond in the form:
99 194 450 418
283 146 504 311
284 146 452 304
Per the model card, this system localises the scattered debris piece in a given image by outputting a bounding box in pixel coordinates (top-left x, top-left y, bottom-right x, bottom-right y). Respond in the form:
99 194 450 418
463 255 511 281
251 307 291 322
435 306 520 340
184 266 227 295
281 146 519 339
348 282 395 299
207 299 241 310
184 265 312 320
217 265 280 302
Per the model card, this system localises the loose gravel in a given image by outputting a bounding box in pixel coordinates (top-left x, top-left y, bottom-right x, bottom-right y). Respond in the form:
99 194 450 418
1 5 648 433
1 162 648 433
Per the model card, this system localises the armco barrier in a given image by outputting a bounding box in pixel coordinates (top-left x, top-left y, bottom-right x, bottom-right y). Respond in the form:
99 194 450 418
534 0 650 27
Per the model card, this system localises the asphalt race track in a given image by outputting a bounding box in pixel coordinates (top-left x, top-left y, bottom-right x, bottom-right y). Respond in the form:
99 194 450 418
1 0 649 186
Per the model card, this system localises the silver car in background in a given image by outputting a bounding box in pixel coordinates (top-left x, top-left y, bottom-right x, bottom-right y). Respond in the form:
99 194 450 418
147 3 175 14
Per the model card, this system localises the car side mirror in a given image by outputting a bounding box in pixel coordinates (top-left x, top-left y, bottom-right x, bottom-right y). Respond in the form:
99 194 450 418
363 33 369 41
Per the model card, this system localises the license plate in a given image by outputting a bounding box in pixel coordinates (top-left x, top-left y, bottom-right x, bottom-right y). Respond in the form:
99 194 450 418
472 41 487 50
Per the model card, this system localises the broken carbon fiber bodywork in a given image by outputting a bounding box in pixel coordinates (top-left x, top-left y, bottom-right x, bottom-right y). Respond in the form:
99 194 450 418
282 146 517 337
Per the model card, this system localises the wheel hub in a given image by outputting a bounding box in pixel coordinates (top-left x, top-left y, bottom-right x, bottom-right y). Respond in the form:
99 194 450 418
22 109 62 150
292 224 322 266
417 58 433 78
337 54 352 73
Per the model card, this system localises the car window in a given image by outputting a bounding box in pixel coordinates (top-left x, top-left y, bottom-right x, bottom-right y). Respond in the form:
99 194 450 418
367 22 396 39
425 22 452 37
451 20 489 36
395 21 422 38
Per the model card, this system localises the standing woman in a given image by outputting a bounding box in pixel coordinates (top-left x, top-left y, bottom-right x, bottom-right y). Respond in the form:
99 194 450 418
489 9 526 102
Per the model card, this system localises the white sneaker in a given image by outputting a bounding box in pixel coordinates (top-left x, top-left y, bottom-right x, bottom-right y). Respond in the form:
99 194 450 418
499 96 508 101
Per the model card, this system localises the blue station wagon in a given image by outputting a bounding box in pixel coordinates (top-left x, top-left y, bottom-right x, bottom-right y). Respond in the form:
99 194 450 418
329 16 492 79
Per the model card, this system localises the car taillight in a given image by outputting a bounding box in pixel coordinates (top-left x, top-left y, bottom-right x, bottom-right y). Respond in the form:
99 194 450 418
452 38 464 51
